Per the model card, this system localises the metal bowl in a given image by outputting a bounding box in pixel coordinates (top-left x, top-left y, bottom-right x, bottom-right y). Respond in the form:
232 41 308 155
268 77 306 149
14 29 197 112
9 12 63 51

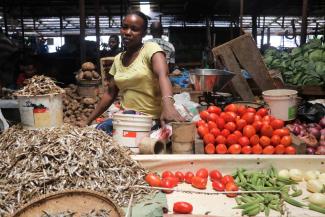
189 69 235 92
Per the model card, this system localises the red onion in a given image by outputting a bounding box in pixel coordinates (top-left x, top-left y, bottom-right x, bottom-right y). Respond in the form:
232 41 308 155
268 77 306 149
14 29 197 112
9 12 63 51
320 117 325 128
293 126 301 135
299 129 307 137
321 129 325 136
308 123 316 128
314 123 322 131
315 145 325 155
308 127 321 139
287 124 295 132
320 140 325 146
306 147 316 155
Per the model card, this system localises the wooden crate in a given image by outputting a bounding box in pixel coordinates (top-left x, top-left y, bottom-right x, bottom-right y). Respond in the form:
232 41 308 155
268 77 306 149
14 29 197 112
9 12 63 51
212 33 276 101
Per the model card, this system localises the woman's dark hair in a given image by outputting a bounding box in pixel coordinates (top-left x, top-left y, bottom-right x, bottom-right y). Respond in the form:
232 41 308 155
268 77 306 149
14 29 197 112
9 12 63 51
109 34 120 43
126 10 149 32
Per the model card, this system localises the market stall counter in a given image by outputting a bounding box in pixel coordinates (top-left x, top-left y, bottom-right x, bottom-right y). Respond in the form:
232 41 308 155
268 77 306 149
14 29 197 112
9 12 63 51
132 154 325 217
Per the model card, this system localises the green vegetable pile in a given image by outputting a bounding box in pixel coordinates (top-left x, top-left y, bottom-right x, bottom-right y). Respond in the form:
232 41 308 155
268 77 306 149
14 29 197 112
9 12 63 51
264 39 325 86
233 167 325 216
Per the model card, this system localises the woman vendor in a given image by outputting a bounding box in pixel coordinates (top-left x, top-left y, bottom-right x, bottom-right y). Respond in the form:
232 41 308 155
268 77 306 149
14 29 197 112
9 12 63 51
86 10 184 133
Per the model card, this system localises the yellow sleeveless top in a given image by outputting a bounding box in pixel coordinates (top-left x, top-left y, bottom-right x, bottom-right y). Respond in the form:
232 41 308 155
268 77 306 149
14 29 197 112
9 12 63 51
109 42 164 119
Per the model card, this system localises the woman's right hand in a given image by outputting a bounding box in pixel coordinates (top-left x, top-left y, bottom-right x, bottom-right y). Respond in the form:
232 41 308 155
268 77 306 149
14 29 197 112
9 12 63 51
160 98 185 127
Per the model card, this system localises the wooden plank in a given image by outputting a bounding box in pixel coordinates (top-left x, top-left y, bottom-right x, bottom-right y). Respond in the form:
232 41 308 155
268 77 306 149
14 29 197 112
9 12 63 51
228 34 275 91
212 45 255 101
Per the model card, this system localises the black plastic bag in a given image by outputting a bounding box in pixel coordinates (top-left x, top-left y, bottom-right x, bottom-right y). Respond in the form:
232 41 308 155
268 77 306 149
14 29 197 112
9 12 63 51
297 102 325 123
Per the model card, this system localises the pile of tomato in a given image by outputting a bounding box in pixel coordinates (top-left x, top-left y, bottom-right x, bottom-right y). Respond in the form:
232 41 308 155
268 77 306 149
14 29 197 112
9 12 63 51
196 104 296 155
145 168 238 197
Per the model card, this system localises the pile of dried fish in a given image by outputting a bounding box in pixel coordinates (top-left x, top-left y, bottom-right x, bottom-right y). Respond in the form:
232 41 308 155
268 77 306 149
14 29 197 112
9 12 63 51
14 75 65 96
0 125 152 216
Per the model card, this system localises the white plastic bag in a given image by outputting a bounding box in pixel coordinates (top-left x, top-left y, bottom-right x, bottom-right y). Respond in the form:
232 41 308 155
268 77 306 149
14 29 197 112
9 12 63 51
173 92 200 121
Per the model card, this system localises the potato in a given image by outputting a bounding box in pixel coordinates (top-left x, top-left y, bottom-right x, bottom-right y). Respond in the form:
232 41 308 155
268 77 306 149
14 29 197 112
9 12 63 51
83 71 93 80
81 62 95 71
91 71 100 79
83 97 96 105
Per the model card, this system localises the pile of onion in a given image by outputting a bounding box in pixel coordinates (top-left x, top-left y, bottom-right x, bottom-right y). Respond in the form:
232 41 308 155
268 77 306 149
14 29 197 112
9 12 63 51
287 117 325 155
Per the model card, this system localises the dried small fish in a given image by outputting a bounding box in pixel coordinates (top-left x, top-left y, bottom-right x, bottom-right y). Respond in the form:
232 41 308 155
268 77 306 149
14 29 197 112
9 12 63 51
0 125 154 216
14 75 64 96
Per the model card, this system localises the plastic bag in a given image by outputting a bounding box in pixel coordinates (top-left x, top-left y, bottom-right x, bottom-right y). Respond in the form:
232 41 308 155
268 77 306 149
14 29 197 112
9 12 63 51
150 124 172 140
173 92 200 121
297 101 325 123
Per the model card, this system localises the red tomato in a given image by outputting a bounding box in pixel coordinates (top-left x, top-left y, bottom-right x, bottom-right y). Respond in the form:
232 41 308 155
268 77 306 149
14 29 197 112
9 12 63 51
225 182 239 197
207 121 217 130
208 106 221 114
196 120 206 128
250 135 260 146
254 114 262 122
215 135 226 144
246 107 256 113
253 121 263 132
270 119 285 130
191 176 207 189
210 128 221 137
165 176 179 186
236 119 247 130
226 134 239 145
197 126 209 138
241 145 252 154
200 110 210 121
262 115 272 122
256 108 268 117
224 104 238 113
275 144 285 154
162 171 174 179
208 113 219 122
224 112 236 122
212 180 225 191
210 169 223 181
184 172 194 184
175 171 184 182
242 112 255 124
205 143 215 154
145 173 161 187
173 202 193 214
262 145 275 154
216 117 225 129
252 144 263 154
237 105 247 116
228 144 241 154
233 130 243 138
260 125 274 138
203 133 215 145
220 112 227 120
285 146 296 154
259 136 271 147
238 136 250 147
271 135 281 146
221 175 234 185
281 135 292 146
196 168 209 179
224 122 236 132
243 125 256 138
221 129 231 137
215 143 228 154
160 178 175 193
273 128 290 137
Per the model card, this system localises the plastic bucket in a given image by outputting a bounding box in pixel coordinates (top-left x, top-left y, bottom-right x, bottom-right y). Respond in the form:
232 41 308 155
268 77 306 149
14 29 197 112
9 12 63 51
262 89 298 121
112 113 153 153
16 93 63 129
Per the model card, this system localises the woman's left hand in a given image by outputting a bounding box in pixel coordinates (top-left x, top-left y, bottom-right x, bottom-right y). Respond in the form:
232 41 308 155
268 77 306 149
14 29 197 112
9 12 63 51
160 98 185 127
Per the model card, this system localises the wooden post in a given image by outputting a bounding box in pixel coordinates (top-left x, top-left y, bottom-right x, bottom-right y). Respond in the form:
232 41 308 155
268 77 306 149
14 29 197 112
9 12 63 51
239 0 244 34
59 16 63 47
300 0 308 45
79 0 86 63
252 15 257 43
95 0 101 70
20 4 25 52
3 5 8 36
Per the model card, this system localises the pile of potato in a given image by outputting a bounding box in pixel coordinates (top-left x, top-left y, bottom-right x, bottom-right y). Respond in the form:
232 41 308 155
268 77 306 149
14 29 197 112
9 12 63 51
62 84 105 126
75 62 101 81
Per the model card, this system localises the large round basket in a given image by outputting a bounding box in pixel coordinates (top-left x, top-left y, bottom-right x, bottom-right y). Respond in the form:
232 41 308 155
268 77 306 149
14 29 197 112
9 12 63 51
10 189 124 217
